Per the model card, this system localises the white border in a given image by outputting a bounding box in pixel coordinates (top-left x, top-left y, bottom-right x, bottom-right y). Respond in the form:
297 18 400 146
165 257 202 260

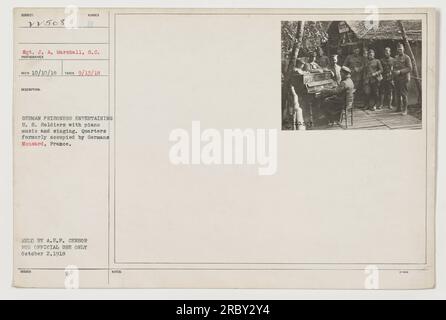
1 0 444 299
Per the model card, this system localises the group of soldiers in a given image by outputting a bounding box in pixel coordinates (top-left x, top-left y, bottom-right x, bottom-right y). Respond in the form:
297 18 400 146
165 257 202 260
340 42 413 115
290 43 414 127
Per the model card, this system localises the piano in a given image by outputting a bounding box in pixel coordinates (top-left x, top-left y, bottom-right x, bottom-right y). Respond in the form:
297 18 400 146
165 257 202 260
291 70 338 127
301 71 338 96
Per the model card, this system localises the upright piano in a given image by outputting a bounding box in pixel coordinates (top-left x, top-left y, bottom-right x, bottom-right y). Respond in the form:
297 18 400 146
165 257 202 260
291 70 338 127
302 71 338 97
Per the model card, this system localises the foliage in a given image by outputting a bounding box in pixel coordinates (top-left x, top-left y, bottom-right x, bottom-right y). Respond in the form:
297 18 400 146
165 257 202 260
281 21 329 57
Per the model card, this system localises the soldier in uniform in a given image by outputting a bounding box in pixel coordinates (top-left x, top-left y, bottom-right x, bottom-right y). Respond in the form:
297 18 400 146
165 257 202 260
336 47 346 67
379 47 395 109
343 46 365 105
320 66 355 126
363 48 383 111
393 43 413 115
316 47 330 69
324 54 342 84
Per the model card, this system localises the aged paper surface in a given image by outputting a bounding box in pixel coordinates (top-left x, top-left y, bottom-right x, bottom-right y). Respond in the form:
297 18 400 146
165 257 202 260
13 8 437 289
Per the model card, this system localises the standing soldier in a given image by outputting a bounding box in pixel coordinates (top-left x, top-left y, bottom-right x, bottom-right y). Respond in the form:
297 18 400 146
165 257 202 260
363 48 383 111
343 46 365 107
379 47 395 109
316 47 330 69
393 43 413 115
336 47 346 67
325 54 342 84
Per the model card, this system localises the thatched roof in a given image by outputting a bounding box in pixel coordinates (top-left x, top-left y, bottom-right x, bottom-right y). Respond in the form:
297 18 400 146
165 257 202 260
344 20 422 41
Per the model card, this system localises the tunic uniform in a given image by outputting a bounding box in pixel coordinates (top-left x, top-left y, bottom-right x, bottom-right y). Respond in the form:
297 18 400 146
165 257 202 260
380 56 395 107
363 58 383 108
343 54 365 90
322 76 355 122
393 53 413 112
317 55 330 69
326 63 342 85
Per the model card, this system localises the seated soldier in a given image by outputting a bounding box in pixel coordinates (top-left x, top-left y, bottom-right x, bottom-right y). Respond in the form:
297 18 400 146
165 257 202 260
320 66 355 126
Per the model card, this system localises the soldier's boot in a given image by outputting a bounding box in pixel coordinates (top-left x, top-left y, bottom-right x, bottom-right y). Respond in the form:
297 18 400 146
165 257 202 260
395 98 402 112
401 98 408 116
377 94 384 110
386 93 393 109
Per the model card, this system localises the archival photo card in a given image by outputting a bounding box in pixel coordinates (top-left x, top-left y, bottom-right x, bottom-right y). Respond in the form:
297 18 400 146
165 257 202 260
13 8 437 289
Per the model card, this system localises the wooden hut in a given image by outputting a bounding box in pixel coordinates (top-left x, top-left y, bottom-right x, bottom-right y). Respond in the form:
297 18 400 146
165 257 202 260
326 20 422 106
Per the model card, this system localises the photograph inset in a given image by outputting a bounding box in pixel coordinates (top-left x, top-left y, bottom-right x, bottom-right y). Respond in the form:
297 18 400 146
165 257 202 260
281 20 422 130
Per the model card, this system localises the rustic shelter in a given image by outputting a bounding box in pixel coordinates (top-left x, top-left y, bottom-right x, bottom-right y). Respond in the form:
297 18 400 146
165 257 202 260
326 20 422 106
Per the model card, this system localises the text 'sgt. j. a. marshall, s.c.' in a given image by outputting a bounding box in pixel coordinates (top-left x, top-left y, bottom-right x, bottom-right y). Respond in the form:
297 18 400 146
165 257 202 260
13 7 437 289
